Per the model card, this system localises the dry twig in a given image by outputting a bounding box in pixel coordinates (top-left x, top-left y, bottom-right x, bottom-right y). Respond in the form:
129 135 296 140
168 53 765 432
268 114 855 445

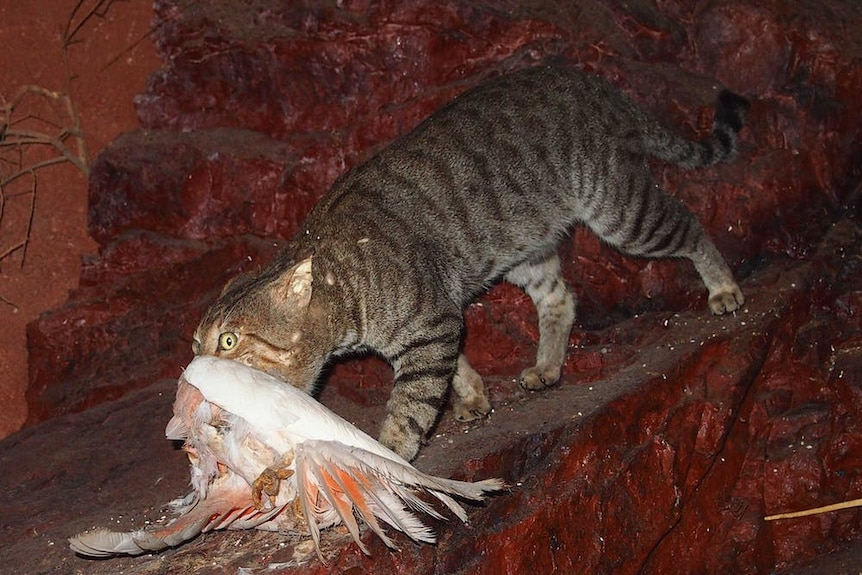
764 498 862 521
0 85 89 272
0 0 134 307
65 0 120 48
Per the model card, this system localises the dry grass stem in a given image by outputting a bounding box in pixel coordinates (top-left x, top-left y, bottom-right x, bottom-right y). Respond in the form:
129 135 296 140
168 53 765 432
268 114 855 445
764 498 862 521
0 86 89 275
0 0 129 308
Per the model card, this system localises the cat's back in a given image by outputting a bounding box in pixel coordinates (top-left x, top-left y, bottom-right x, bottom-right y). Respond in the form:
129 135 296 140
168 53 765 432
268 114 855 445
298 67 654 295
395 66 637 156
314 66 638 219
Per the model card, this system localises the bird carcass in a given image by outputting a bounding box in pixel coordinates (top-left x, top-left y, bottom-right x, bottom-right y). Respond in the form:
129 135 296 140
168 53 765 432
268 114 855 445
69 356 505 561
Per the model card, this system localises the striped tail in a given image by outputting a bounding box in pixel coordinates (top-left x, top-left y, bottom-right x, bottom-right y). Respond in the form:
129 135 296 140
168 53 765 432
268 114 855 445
640 89 750 169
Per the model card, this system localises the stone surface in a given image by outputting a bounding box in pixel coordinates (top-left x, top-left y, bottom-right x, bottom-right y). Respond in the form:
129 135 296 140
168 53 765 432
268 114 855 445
0 0 159 439
26 0 862 422
4 220 862 574
11 0 862 573
26 233 280 421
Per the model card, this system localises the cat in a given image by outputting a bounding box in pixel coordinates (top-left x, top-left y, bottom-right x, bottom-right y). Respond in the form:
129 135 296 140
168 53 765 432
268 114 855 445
193 65 748 462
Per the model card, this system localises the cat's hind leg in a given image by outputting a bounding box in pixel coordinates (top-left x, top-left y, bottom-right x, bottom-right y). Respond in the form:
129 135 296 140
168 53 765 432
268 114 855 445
585 174 744 315
686 237 744 314
505 254 576 391
452 354 492 421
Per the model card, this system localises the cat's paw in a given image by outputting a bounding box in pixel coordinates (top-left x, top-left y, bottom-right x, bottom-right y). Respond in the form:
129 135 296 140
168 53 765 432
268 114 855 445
519 366 560 391
708 284 745 315
378 421 422 462
451 354 491 422
454 394 492 422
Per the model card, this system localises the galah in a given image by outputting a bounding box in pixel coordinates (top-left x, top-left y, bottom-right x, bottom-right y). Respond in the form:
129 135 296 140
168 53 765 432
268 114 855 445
69 356 505 561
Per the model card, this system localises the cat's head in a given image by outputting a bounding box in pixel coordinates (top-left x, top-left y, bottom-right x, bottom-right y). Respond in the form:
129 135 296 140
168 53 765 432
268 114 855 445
192 256 325 392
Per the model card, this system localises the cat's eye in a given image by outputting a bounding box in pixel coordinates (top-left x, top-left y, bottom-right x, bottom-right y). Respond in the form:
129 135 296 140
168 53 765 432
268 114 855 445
218 332 239 351
191 338 201 355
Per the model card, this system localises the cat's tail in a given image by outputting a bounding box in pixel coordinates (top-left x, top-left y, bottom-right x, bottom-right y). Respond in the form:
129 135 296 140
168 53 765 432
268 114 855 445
639 90 750 169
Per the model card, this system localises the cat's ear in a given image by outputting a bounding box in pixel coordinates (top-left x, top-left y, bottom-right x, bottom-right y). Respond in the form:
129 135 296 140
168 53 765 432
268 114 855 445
273 256 313 310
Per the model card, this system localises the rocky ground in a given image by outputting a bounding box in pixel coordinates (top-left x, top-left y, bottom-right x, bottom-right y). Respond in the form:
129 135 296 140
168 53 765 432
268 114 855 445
2 1 861 573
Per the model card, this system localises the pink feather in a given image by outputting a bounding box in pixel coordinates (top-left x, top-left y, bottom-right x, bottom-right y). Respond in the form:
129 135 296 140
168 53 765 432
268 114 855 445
70 356 506 561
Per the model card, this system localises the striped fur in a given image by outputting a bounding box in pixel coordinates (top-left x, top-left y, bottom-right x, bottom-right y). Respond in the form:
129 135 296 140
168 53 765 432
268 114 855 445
195 66 748 461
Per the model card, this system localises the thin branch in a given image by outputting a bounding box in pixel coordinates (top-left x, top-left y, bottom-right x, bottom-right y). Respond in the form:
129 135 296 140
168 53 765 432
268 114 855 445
20 169 37 269
1 133 89 176
0 238 27 263
0 170 37 269
1 157 72 188
8 84 65 109
0 86 88 272
61 82 88 168
101 17 162 72
64 0 120 48
63 0 88 43
0 0 113 297
0 293 18 310
1 86 89 175
764 498 862 521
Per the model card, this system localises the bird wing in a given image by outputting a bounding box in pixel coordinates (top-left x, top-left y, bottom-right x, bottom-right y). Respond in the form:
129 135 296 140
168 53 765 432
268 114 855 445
72 358 507 561
292 439 506 560
182 356 405 462
69 471 287 558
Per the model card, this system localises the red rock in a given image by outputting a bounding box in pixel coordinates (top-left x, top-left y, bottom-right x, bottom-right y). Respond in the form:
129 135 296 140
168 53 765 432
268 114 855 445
694 2 790 95
140 1 563 139
14 0 862 573
88 129 314 245
25 235 280 424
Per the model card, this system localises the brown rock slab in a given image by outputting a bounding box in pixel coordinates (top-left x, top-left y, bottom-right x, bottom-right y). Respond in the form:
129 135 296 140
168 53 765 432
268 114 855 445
4 219 861 574
15 0 862 572
87 129 303 245
26 0 862 423
25 234 281 424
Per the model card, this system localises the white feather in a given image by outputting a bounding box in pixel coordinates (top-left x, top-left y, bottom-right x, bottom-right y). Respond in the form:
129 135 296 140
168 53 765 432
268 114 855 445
70 528 163 557
70 356 506 561
182 356 403 462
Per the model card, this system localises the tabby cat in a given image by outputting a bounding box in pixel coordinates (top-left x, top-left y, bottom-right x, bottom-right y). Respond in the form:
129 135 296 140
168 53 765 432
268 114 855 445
194 66 748 461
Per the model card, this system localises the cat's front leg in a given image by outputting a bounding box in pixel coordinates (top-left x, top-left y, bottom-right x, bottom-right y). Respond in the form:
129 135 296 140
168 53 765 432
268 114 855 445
452 354 492 421
379 314 463 461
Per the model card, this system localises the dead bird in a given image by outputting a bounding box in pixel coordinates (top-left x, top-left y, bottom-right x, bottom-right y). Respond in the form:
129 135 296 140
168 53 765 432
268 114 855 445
69 356 505 561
